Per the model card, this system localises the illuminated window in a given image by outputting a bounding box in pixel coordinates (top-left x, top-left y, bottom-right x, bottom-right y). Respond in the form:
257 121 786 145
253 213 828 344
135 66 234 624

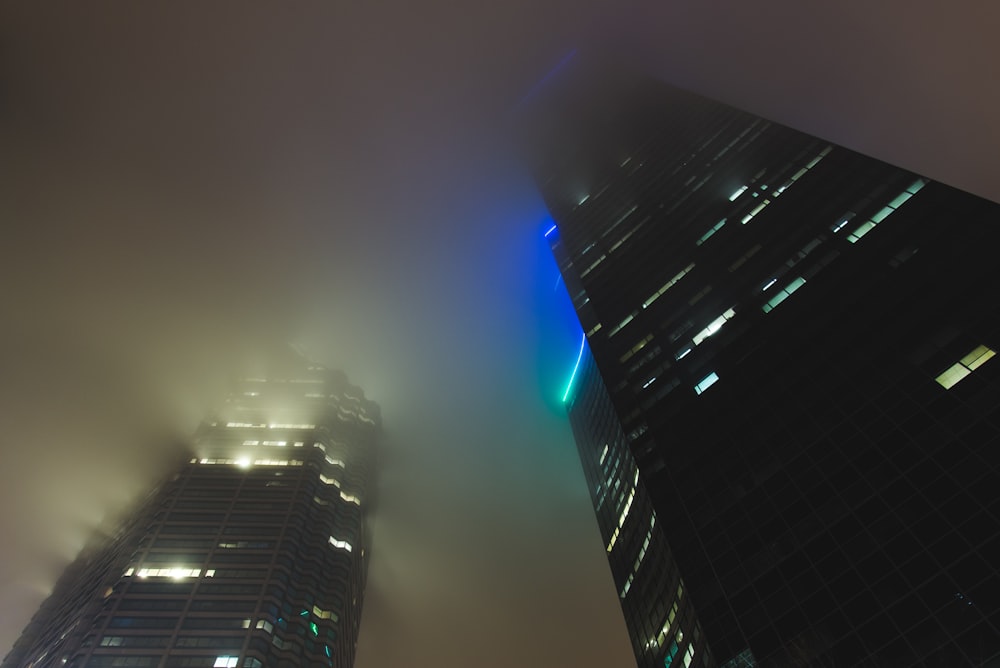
762 277 806 313
804 145 833 169
620 334 654 363
740 198 771 224
694 372 719 395
313 605 338 621
329 537 353 552
609 312 637 337
691 309 736 346
696 219 726 246
936 345 996 388
728 185 748 201
606 526 620 553
214 657 238 668
601 205 639 240
664 639 680 666
831 212 855 233
609 221 645 252
579 254 607 278
621 573 633 598
131 567 204 579
662 601 680 639
963 345 995 370
622 515 657 599
848 178 927 243
619 489 635 528
643 264 695 309
252 459 302 467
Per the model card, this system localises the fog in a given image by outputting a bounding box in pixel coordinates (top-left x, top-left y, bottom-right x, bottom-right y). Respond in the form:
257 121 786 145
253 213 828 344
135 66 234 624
2 2 998 666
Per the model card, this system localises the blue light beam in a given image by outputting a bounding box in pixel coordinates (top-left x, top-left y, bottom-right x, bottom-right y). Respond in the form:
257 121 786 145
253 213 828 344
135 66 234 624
515 49 578 111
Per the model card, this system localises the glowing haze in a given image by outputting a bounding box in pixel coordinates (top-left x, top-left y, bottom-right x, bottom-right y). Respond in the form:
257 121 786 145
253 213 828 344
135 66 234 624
2 2 998 666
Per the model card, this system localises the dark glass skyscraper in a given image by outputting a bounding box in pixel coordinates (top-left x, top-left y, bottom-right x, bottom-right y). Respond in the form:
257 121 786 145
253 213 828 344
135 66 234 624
535 73 1000 667
3 347 379 668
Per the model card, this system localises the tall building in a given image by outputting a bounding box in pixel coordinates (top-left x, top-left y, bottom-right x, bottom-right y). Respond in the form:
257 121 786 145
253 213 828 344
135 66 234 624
534 71 1000 667
3 347 380 668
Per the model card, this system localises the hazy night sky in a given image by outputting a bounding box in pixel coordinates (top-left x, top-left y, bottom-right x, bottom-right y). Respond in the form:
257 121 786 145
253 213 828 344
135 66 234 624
1 2 998 666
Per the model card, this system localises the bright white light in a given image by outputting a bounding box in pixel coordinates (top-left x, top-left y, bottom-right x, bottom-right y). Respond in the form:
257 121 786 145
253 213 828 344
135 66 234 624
694 372 720 395
329 537 353 552
132 567 202 579
235 457 251 469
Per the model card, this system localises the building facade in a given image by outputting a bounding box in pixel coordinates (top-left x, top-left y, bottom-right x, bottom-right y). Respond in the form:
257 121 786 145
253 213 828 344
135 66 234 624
3 348 379 668
538 75 1000 667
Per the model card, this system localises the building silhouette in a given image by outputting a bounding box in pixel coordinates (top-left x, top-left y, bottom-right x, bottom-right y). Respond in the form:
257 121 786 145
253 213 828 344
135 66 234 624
3 347 379 668
536 72 1000 667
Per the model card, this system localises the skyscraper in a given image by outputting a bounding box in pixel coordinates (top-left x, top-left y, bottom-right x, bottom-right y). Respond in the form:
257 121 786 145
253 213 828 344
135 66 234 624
535 72 1000 667
3 347 379 668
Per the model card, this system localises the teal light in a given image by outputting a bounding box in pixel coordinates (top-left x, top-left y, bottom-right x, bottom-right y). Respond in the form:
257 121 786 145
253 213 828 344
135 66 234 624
310 622 319 636
664 639 680 666
561 333 587 403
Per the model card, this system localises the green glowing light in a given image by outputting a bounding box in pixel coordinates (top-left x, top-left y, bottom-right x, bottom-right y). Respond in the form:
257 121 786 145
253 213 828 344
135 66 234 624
562 334 587 403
